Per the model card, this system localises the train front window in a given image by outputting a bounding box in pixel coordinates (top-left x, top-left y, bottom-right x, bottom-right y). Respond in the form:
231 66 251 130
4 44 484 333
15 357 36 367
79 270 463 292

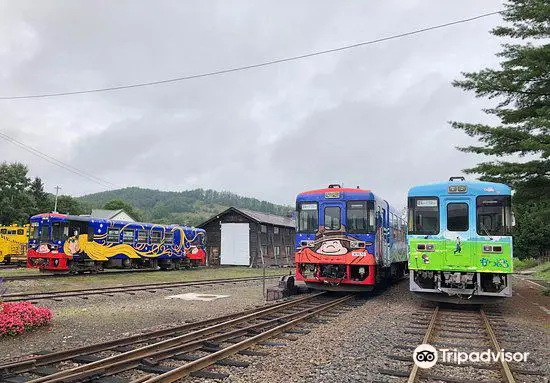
476 196 512 236
346 201 375 233
447 203 469 232
40 223 51 241
408 197 440 235
30 223 39 239
297 202 318 233
52 222 69 241
324 206 341 230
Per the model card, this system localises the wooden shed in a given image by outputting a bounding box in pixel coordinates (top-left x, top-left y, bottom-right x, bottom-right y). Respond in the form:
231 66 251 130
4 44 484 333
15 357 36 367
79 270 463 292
198 207 295 267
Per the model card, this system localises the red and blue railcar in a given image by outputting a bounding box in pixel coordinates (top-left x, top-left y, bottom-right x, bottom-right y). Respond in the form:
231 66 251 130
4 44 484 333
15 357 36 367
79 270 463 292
295 185 407 291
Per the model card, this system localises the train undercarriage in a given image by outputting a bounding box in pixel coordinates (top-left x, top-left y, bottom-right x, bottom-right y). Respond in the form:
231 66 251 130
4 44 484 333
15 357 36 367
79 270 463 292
409 269 512 303
297 261 408 292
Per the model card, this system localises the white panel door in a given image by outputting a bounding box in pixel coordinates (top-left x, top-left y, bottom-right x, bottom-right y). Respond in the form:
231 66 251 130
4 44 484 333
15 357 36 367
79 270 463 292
220 223 250 265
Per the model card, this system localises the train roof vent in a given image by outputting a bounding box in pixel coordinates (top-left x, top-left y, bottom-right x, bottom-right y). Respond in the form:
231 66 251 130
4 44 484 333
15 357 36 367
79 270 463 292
449 176 466 182
328 184 341 188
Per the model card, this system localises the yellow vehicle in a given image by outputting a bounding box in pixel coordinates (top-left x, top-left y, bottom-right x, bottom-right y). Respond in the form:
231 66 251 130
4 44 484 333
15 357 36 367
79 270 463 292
0 224 29 264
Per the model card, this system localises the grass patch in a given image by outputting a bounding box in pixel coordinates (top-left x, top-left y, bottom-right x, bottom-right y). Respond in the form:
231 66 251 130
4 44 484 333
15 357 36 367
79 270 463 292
513 258 539 270
532 262 550 282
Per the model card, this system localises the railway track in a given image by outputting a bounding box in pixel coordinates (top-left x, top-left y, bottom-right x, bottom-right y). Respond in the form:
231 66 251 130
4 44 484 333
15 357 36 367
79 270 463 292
380 305 544 383
1 275 287 302
1 268 213 282
0 292 357 383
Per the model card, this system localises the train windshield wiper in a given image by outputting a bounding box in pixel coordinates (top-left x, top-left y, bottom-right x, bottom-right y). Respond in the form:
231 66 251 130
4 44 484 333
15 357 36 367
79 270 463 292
478 222 493 240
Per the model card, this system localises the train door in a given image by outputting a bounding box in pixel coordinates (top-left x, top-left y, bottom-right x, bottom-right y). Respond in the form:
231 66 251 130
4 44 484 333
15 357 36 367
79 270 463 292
444 200 472 268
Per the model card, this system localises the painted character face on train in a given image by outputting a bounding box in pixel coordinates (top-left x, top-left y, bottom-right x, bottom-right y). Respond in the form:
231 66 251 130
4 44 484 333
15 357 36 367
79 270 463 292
66 237 80 255
317 240 348 255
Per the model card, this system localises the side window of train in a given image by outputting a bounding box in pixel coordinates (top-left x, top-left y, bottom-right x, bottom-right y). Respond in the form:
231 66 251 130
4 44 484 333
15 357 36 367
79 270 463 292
164 232 174 245
122 230 134 244
107 228 120 243
0 228 6 234
17 229 24 235
137 230 148 244
151 230 162 244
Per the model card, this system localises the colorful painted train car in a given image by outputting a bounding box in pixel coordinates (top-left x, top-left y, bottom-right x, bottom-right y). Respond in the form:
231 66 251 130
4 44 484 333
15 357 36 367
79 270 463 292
407 177 513 303
295 185 408 291
0 224 28 264
27 213 206 273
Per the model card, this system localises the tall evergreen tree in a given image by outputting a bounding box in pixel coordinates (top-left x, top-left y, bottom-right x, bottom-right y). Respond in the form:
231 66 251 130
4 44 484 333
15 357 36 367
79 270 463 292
451 0 549 258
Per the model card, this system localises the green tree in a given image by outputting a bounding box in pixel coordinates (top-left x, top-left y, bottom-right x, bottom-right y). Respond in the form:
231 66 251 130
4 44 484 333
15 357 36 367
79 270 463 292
29 177 53 213
451 0 550 258
103 199 143 221
56 195 87 215
0 162 36 225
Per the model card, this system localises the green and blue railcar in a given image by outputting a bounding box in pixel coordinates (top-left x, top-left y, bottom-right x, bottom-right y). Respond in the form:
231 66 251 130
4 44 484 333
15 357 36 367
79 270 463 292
407 177 513 303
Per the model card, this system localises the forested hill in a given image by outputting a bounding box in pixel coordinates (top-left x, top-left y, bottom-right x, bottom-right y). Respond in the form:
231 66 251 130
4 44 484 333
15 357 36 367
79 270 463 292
77 187 293 226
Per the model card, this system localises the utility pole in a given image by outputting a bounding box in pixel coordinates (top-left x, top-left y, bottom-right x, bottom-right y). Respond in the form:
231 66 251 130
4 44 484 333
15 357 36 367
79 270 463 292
53 186 61 212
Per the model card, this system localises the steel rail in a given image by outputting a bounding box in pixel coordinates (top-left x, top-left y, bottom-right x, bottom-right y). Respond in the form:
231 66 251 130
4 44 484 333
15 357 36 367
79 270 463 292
406 306 516 383
481 309 516 383
1 275 285 302
0 293 316 375
139 295 355 383
25 292 327 383
407 306 439 383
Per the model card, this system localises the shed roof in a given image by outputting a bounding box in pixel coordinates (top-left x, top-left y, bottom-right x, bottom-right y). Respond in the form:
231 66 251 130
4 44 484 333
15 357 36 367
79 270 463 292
198 207 294 228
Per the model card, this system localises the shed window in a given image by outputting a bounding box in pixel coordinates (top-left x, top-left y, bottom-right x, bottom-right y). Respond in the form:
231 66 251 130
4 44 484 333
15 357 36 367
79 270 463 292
285 246 292 256
107 229 120 243
447 203 469 232
274 227 279 234
260 225 267 233
274 246 280 256
122 230 134 244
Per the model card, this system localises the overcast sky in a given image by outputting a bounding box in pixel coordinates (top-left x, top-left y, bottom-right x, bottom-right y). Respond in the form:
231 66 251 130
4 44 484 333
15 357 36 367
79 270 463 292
0 0 505 208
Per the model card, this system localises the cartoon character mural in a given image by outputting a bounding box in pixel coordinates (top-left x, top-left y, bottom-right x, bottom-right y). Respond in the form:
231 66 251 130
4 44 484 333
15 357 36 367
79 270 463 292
296 225 376 267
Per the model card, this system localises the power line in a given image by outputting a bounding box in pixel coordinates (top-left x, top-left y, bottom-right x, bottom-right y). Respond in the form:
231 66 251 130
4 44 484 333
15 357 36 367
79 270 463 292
0 131 117 188
0 10 503 100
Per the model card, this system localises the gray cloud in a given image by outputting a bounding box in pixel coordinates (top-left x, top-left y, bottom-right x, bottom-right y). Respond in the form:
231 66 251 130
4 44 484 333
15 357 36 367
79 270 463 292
0 0 504 207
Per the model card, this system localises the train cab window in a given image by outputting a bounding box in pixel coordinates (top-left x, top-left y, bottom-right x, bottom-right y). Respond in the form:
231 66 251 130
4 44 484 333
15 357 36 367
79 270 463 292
324 206 341 230
164 232 174 245
107 229 120 243
30 223 39 239
7 229 16 235
41 224 51 240
476 196 512 236
447 203 469 232
408 197 440 235
17 229 24 235
346 201 375 233
122 230 134 244
137 230 148 244
297 202 319 233
52 222 69 241
151 230 162 244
